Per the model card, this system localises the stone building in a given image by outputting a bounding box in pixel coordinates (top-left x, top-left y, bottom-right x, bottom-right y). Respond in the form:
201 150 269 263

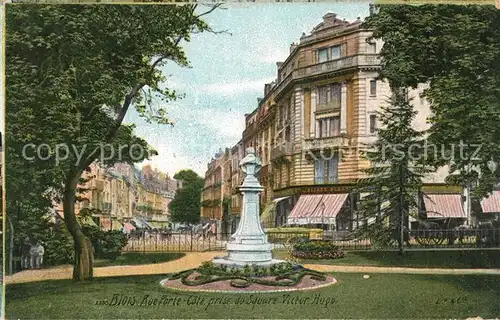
203 13 499 231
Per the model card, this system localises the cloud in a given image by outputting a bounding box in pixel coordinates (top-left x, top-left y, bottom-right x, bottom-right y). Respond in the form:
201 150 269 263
197 77 276 96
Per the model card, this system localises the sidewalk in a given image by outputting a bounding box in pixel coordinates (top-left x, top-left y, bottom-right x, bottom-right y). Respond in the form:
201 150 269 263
6 251 500 285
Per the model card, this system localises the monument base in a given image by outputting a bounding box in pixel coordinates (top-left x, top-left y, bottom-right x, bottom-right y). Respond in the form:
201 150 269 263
212 256 287 268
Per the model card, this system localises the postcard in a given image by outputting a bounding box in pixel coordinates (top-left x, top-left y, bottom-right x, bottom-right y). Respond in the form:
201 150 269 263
2 1 500 319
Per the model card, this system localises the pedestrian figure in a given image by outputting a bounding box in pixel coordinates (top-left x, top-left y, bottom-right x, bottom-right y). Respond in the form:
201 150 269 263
210 222 217 238
30 240 45 269
21 237 31 270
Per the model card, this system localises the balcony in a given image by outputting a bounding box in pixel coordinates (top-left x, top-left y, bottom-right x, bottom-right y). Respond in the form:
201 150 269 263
275 54 381 98
90 179 104 191
242 122 257 139
316 100 341 114
271 142 294 160
314 176 339 184
103 202 112 212
302 136 348 151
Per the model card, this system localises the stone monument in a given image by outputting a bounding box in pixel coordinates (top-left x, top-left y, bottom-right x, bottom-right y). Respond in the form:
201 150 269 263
213 147 284 267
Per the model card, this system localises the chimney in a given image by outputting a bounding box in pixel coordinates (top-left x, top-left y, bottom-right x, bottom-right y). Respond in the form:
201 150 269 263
264 83 271 95
323 12 337 23
290 42 298 53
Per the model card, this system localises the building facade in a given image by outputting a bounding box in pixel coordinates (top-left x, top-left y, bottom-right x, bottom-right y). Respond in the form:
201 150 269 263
201 12 498 231
54 162 179 231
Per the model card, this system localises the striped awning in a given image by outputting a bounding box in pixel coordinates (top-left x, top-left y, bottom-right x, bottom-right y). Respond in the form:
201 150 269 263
480 190 500 213
101 218 111 231
80 216 98 227
287 194 348 225
423 194 466 218
132 217 150 229
273 197 291 203
123 222 136 232
112 221 123 231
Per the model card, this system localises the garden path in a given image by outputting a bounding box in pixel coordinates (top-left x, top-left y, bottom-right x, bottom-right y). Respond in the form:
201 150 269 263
6 251 500 285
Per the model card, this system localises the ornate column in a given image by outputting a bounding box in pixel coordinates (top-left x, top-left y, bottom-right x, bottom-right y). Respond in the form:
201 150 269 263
213 147 281 266
310 87 317 138
340 80 348 135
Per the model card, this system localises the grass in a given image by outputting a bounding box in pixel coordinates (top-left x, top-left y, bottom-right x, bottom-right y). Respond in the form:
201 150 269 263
273 249 500 269
6 273 500 319
93 252 185 268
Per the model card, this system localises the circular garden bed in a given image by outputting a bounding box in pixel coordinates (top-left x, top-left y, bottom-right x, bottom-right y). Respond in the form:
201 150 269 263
160 261 337 293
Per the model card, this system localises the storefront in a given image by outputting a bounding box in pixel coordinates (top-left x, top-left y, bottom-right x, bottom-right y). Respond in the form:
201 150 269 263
273 184 357 230
474 190 500 223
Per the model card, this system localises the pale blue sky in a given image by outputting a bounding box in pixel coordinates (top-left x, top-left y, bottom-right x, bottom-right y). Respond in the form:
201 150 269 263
0 4 372 176
125 3 372 177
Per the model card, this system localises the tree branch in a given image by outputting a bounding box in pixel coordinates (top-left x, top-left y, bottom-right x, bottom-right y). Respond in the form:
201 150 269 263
196 3 225 18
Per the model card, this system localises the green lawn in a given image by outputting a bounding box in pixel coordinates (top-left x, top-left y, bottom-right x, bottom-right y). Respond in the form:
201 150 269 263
6 273 500 319
93 252 185 268
274 249 500 269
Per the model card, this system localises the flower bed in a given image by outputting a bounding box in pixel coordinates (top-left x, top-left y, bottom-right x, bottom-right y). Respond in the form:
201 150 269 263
166 261 327 288
292 240 345 260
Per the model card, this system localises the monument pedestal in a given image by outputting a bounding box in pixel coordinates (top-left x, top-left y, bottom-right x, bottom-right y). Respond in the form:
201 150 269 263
212 148 285 268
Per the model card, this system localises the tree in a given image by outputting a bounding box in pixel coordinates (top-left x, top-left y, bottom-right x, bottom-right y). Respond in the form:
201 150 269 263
169 170 204 226
364 5 500 199
356 87 429 254
6 4 223 281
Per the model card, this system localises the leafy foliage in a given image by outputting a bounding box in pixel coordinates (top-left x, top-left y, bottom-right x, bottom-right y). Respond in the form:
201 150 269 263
6 4 222 279
81 225 128 260
364 5 500 198
355 87 429 252
169 170 204 225
292 240 345 260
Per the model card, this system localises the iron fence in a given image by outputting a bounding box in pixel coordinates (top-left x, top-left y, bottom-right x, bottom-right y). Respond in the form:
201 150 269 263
121 228 500 253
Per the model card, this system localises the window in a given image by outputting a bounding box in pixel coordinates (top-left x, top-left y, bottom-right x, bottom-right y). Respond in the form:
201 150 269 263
370 114 377 134
370 80 377 96
318 83 341 107
318 45 343 63
318 48 329 63
331 45 341 59
331 116 340 136
368 42 376 54
317 116 340 138
314 153 339 184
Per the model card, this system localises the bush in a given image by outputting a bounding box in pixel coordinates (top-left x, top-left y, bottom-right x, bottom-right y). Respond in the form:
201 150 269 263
82 226 128 260
43 227 75 266
266 227 323 243
197 261 300 278
266 228 323 240
292 240 345 260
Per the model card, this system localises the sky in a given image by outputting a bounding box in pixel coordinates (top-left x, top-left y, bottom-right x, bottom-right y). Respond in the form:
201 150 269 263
125 2 372 178
0 3 371 177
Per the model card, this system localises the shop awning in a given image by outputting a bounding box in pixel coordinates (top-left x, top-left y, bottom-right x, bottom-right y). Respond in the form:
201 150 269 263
273 197 291 203
101 218 111 231
132 217 151 229
80 216 98 227
480 190 500 213
287 194 348 225
112 221 123 231
261 202 277 228
123 222 136 232
423 194 466 218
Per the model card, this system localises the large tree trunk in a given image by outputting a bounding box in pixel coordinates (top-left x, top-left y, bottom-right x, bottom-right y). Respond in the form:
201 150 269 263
63 169 94 281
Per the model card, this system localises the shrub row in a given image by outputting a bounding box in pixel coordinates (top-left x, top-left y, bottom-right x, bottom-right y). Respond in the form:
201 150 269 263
292 240 345 260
